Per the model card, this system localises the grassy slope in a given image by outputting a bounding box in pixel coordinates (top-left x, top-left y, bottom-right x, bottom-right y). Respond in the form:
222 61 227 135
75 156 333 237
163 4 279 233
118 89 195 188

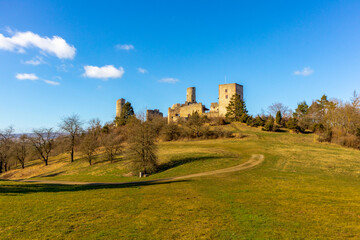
2 123 360 239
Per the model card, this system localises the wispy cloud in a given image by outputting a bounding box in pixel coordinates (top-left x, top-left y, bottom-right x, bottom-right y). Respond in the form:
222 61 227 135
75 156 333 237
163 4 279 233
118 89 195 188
138 67 147 74
115 44 134 50
83 65 125 79
24 56 46 65
15 73 38 80
294 67 314 76
44 80 60 86
57 63 73 72
158 77 179 84
0 30 76 59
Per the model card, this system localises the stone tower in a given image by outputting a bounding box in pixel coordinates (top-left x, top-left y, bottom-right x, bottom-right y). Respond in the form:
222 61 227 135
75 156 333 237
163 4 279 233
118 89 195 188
186 87 196 103
116 98 126 117
218 83 243 117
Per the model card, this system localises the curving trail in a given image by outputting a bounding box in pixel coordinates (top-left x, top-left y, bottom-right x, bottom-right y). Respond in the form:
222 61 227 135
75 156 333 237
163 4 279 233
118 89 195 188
14 154 264 186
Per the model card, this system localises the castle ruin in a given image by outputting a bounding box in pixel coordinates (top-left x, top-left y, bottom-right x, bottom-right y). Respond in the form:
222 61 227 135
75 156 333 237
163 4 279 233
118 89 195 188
115 83 243 123
168 83 243 123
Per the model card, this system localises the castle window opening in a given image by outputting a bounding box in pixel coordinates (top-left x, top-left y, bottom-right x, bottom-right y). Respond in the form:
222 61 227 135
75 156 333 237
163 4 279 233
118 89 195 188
225 95 228 99
225 89 227 93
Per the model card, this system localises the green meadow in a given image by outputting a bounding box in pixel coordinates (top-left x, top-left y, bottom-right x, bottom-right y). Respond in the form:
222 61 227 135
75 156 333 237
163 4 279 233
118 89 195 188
2 123 360 239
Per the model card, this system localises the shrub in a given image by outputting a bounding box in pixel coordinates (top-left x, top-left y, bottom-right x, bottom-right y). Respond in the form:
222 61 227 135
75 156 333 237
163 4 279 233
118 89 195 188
262 118 274 131
209 117 227 126
252 116 265 127
213 127 233 138
161 123 182 141
286 118 301 133
239 113 249 123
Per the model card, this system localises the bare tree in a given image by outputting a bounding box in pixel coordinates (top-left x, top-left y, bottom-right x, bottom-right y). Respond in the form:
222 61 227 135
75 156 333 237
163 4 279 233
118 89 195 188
13 134 29 169
99 127 124 163
268 102 291 117
29 128 56 166
127 121 158 175
59 114 83 163
79 119 101 165
0 126 14 173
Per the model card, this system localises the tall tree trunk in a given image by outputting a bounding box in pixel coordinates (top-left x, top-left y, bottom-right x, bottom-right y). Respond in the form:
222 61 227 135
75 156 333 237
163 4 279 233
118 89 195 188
71 136 75 162
71 147 74 163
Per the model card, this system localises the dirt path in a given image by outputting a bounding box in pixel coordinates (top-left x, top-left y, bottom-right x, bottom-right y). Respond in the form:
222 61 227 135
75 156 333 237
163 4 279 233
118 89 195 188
14 154 264 186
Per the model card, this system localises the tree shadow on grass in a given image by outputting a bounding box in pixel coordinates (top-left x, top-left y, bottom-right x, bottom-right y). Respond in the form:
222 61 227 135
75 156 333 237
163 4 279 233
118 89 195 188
0 179 190 195
157 156 223 173
38 171 67 178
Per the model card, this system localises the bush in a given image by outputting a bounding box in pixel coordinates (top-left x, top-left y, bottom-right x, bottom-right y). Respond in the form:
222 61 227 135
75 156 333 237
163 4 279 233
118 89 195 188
209 117 227 126
252 116 265 127
161 123 182 141
148 116 167 135
212 127 233 138
239 113 249 123
317 129 332 142
286 118 301 133
262 118 274 131
246 116 254 126
336 135 360 149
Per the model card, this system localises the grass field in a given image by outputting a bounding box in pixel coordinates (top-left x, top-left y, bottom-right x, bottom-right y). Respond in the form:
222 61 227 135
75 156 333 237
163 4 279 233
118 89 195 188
2 123 360 239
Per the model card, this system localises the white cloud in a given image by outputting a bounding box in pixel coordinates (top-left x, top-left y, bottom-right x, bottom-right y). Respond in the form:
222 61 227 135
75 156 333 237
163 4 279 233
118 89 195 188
44 80 60 86
294 67 314 76
15 73 38 80
0 30 76 59
24 56 46 65
83 65 125 79
138 67 147 74
158 77 179 84
115 44 134 50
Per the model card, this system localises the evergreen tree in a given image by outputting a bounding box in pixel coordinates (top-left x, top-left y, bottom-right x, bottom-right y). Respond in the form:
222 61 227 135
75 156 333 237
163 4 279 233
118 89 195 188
293 101 309 119
225 94 248 122
262 118 274 131
115 102 135 126
286 117 300 133
275 110 282 125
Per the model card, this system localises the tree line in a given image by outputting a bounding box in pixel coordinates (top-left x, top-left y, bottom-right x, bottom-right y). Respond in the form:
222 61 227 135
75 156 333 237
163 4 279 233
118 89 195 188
2 92 360 175
225 92 360 149
0 100 233 175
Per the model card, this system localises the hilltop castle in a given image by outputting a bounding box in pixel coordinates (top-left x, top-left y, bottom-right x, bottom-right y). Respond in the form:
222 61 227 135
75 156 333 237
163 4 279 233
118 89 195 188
115 83 243 123
168 83 243 123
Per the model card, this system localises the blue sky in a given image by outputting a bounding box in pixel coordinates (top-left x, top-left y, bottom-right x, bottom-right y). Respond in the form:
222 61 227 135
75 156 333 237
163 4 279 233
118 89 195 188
1 0 360 132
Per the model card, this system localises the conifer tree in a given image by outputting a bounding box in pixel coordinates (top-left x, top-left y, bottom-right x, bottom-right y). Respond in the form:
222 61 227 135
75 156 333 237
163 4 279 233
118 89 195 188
225 94 248 122
275 110 282 125
115 102 135 126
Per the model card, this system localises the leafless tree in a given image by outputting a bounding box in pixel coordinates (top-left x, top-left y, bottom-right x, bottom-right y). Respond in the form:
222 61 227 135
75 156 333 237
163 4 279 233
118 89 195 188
268 102 291 117
29 128 57 166
13 134 29 169
59 114 83 163
0 126 14 173
126 121 158 175
99 127 124 163
79 119 101 165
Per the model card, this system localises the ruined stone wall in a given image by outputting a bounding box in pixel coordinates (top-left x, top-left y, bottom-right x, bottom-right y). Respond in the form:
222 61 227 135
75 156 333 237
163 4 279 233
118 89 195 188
146 109 163 121
210 102 219 112
168 103 206 123
218 83 243 117
179 103 204 117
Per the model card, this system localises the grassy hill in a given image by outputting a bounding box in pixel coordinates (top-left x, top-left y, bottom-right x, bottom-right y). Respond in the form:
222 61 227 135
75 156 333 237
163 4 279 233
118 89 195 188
2 123 360 239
